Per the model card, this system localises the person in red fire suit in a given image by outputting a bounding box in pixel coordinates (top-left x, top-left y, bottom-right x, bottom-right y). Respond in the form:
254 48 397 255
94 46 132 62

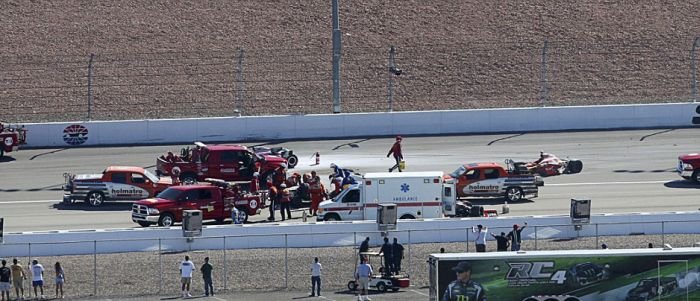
309 176 326 216
387 136 403 172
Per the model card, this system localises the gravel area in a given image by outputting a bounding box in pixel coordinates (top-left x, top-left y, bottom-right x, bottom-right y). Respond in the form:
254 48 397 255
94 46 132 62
8 233 700 299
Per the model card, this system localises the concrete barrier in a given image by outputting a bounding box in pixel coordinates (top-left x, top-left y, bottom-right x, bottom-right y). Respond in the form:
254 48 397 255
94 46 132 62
21 103 698 148
1 211 699 257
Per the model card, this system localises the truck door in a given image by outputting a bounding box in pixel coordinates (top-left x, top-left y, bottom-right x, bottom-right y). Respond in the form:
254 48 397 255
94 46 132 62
458 168 480 197
195 188 218 220
108 172 132 200
177 189 201 221
480 168 505 197
129 172 153 198
214 151 241 181
339 188 362 220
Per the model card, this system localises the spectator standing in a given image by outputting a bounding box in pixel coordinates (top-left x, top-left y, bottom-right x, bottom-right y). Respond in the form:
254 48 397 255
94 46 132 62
200 257 214 297
491 232 510 252
359 237 370 261
378 237 393 276
507 222 527 251
10 259 25 300
355 258 373 301
279 183 292 221
472 225 488 252
54 262 65 299
180 255 194 298
310 257 322 297
387 136 404 172
0 260 11 301
392 238 405 275
30 259 45 300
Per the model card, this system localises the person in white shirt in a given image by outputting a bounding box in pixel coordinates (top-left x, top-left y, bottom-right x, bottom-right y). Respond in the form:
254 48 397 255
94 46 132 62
179 255 194 298
310 257 322 297
30 259 45 300
355 258 373 301
472 225 488 252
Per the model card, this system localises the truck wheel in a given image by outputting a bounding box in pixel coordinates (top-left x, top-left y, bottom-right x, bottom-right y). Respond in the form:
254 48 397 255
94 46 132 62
137 222 151 227
180 173 198 185
377 282 388 293
399 214 415 219
347 280 358 291
693 171 700 183
286 154 299 168
158 213 175 227
236 207 249 223
505 187 523 202
324 214 340 221
86 191 105 207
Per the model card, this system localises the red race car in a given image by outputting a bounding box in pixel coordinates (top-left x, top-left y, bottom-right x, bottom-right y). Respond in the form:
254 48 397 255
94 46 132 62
506 152 583 177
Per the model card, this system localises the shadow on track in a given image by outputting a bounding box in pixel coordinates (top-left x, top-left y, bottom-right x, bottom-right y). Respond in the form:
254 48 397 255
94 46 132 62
663 180 700 189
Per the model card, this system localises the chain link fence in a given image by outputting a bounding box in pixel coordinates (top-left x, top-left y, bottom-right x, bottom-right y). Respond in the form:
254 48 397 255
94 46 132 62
1 38 698 123
3 220 700 298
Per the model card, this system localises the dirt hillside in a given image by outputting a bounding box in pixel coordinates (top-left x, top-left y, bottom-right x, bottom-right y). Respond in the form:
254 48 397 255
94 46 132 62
0 0 698 122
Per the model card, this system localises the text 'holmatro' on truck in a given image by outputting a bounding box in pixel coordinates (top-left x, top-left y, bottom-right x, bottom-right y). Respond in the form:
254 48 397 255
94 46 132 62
316 171 456 222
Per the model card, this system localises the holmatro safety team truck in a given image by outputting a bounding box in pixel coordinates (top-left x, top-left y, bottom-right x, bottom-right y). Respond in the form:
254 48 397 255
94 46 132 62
429 247 700 301
316 171 456 221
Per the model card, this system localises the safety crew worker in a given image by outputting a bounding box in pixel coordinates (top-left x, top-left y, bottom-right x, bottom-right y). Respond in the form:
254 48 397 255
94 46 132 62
387 136 403 172
279 183 292 221
273 165 288 188
309 178 326 216
249 172 260 194
442 261 486 301
267 181 278 221
171 167 182 185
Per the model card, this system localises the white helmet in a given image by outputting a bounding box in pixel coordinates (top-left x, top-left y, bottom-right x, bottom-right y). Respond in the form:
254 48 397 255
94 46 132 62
330 163 337 169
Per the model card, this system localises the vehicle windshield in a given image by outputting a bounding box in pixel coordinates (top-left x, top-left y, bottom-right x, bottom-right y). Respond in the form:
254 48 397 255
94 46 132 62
156 188 182 201
143 169 159 183
450 166 466 178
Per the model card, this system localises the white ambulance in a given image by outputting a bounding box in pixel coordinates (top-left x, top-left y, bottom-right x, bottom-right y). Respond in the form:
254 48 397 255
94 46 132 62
316 171 457 221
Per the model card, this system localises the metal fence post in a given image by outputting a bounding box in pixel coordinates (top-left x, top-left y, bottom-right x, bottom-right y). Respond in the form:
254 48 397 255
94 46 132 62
539 39 549 107
223 236 227 291
465 228 470 252
27 243 31 270
87 53 95 121
158 238 162 294
534 225 538 250
93 240 97 296
234 48 245 116
662 221 665 247
595 223 599 249
331 0 342 113
691 37 699 103
407 230 412 277
285 234 288 289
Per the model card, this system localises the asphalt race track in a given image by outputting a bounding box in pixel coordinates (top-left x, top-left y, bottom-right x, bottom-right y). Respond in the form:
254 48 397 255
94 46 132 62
1 129 699 232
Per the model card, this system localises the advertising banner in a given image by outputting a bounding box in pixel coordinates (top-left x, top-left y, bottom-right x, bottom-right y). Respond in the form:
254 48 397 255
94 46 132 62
435 253 700 301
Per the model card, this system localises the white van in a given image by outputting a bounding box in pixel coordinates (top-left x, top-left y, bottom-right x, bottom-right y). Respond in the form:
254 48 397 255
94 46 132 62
317 171 456 221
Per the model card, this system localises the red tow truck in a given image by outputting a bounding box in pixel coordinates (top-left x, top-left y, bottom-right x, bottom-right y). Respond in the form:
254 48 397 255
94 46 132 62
447 162 543 202
0 122 27 158
156 142 287 184
131 179 268 227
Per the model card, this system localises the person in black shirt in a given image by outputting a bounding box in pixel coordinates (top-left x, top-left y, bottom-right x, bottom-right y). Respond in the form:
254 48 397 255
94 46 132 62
358 237 370 261
391 238 405 275
378 237 393 276
200 257 214 296
507 222 527 251
490 232 510 251
0 259 11 301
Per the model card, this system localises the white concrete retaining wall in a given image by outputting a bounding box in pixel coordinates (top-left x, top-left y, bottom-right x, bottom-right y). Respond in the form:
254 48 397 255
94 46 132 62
1 211 699 257
21 103 698 148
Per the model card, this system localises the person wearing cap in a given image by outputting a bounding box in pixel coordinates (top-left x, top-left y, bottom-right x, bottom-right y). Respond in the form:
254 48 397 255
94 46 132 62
472 225 488 252
490 232 510 252
507 222 528 251
279 183 292 221
267 180 278 221
387 136 404 172
442 261 486 301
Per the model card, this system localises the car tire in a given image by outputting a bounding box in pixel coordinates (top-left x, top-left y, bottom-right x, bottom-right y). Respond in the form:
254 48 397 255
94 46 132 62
236 206 249 223
324 214 340 221
566 160 584 174
377 282 388 293
86 191 105 207
180 173 198 185
137 221 151 227
347 281 358 291
505 187 523 202
287 154 298 168
158 213 175 227
693 170 700 184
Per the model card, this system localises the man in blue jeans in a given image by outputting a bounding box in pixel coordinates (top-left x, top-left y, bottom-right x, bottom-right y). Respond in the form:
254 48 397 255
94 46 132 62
310 257 322 297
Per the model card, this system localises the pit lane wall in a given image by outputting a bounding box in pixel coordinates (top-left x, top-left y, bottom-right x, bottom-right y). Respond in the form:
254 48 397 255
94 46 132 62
21 103 698 147
1 211 699 257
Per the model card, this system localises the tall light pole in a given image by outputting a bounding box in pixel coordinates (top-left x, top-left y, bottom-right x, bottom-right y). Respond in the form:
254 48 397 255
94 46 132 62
332 0 342 113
